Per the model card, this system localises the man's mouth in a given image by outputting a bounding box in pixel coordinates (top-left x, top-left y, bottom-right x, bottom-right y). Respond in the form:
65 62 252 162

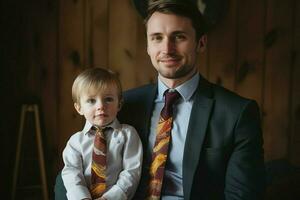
159 58 181 66
159 55 181 64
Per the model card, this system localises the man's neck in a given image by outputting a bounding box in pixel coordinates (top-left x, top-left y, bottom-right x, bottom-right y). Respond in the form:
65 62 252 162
159 69 198 89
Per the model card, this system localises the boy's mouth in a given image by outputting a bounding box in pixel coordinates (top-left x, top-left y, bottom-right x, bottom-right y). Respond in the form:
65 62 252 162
95 113 108 118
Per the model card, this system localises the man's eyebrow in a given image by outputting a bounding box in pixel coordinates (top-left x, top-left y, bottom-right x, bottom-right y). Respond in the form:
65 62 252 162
148 31 187 36
172 31 187 35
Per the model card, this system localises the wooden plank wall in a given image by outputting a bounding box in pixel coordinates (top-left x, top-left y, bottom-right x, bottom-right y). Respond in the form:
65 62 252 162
203 0 297 163
207 0 237 91
57 0 86 168
263 0 294 161
235 0 264 105
55 0 300 167
290 0 300 166
1 0 299 198
0 0 59 197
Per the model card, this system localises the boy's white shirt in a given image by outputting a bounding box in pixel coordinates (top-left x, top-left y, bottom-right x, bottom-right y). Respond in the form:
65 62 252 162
62 119 143 200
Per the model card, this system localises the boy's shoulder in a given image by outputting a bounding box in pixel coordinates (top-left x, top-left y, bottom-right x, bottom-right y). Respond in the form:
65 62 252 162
115 119 136 132
118 123 136 131
67 129 87 144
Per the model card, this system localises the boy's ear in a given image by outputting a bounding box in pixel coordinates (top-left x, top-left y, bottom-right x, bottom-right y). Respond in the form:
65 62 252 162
74 103 83 115
118 99 123 111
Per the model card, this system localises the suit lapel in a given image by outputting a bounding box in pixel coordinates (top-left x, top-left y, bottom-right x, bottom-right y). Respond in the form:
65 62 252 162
142 84 157 148
183 77 214 200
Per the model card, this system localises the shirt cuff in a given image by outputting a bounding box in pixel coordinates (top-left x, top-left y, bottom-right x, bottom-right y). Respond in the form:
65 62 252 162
102 185 127 200
66 185 91 200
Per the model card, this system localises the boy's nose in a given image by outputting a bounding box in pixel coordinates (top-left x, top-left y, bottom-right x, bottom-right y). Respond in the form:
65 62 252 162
96 101 105 110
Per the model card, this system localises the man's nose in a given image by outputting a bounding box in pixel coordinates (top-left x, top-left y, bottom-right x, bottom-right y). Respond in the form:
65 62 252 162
162 38 176 54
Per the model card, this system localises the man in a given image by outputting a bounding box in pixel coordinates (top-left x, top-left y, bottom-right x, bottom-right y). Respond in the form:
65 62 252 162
118 0 266 199
55 0 266 199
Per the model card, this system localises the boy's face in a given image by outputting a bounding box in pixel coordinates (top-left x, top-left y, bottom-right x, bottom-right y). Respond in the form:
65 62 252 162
74 84 120 127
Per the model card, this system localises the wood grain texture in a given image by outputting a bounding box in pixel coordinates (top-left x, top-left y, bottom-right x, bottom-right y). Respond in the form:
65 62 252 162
207 0 237 91
109 0 138 90
290 0 300 166
58 0 86 165
235 0 264 105
89 0 109 68
263 0 294 161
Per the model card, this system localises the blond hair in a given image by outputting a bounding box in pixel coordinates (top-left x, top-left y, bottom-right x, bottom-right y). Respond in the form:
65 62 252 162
72 67 122 104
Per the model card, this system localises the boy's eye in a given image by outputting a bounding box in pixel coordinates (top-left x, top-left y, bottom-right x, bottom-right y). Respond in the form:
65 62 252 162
86 98 96 104
104 97 114 103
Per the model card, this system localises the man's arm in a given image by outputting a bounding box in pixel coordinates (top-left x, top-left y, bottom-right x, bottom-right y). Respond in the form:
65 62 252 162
225 100 266 199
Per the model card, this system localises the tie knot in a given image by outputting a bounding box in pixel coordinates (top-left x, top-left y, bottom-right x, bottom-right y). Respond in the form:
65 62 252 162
161 90 180 119
92 126 110 137
165 90 180 105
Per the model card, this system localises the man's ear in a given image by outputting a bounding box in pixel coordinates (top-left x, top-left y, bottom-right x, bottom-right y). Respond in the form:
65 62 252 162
197 34 207 52
74 103 83 115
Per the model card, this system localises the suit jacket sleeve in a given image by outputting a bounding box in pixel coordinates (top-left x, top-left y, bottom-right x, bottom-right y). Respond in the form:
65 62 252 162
225 100 266 200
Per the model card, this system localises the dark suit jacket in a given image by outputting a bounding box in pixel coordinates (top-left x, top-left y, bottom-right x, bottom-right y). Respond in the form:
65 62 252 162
118 75 266 200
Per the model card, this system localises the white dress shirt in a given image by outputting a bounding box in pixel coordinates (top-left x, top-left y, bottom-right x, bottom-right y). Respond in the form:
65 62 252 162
62 119 143 200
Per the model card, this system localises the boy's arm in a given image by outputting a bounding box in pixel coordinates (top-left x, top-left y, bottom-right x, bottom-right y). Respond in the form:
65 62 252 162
62 135 92 200
102 126 143 200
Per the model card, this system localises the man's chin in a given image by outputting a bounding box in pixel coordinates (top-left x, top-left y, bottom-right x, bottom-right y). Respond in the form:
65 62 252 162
158 67 179 77
159 67 196 80
159 72 178 79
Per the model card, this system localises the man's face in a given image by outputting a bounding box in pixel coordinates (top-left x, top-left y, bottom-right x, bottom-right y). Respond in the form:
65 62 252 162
146 12 204 84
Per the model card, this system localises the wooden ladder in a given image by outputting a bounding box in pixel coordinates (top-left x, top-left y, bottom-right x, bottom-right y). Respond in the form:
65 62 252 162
12 104 49 200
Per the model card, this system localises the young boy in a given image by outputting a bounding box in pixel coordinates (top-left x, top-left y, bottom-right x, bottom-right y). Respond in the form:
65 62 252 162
62 68 143 200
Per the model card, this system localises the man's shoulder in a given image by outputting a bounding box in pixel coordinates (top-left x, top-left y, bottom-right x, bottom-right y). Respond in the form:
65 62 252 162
124 83 156 93
201 77 248 99
119 84 156 126
201 77 254 108
123 83 156 100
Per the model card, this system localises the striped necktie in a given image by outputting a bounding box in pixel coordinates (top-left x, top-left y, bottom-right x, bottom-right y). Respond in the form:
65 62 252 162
90 126 108 199
148 90 180 199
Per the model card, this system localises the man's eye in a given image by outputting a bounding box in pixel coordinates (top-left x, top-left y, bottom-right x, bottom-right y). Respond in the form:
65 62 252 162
151 35 163 42
175 34 186 41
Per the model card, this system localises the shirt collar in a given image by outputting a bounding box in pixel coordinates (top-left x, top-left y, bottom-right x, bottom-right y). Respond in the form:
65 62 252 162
157 73 199 102
82 119 121 135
